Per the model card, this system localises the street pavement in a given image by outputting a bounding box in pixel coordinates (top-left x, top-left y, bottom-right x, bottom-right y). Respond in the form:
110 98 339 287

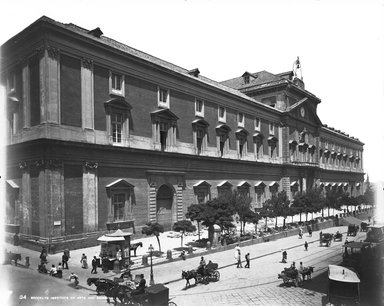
3 213 381 306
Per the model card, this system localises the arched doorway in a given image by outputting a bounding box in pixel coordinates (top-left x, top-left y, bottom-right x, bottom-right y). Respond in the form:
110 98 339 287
156 184 174 229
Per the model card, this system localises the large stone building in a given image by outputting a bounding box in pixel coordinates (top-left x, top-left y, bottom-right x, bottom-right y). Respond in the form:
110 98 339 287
1 16 364 249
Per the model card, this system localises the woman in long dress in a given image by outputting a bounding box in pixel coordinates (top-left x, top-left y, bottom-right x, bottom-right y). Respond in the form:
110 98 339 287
80 253 88 269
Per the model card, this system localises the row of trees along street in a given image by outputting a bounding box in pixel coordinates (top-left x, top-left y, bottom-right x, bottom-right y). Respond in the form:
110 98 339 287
142 181 375 248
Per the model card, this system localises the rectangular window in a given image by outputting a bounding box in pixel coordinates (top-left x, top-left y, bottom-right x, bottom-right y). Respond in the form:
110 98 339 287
254 117 260 131
195 99 204 117
218 106 226 122
238 112 244 127
269 122 275 135
196 129 204 155
111 113 123 143
110 72 125 96
113 193 125 221
158 87 169 108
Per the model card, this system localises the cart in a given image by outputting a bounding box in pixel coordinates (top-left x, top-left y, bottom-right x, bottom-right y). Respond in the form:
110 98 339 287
278 268 302 287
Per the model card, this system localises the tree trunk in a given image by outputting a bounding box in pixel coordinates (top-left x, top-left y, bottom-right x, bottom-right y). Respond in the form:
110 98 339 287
181 233 184 247
305 212 308 222
283 218 286 228
265 217 268 230
322 208 324 217
208 225 214 243
275 217 278 228
299 213 302 222
156 235 161 252
197 222 201 241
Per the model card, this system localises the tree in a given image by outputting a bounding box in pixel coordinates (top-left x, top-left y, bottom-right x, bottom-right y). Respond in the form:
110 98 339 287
228 190 253 235
186 204 205 240
259 199 276 230
172 220 197 247
272 191 291 228
291 193 306 222
325 189 340 216
185 197 235 243
141 222 164 252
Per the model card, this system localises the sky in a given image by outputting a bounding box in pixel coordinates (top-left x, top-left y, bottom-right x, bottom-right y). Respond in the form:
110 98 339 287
0 0 383 183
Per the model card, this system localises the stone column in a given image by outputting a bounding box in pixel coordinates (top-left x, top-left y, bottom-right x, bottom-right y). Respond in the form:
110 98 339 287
81 58 94 129
19 162 31 234
83 162 99 232
39 45 60 124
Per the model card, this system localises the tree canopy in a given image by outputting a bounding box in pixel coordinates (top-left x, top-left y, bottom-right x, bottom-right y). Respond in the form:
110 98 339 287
172 220 197 247
141 222 164 252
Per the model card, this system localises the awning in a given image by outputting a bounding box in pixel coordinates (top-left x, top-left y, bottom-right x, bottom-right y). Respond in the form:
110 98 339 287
97 235 126 242
331 183 337 187
290 181 299 187
328 265 360 283
343 183 349 187
192 118 209 127
269 181 279 187
107 229 132 237
253 132 264 139
325 182 331 187
356 183 361 187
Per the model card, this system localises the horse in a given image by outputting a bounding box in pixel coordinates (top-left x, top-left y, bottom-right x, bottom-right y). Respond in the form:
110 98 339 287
130 242 143 257
6 252 21 266
87 278 115 295
301 266 314 280
182 270 198 287
104 283 130 304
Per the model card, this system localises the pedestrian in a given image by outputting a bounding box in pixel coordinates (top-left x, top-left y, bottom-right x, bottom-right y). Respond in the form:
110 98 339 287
91 256 97 274
62 252 69 269
68 272 79 288
40 247 48 264
299 262 304 281
235 249 243 268
80 253 88 269
282 250 287 263
298 227 303 239
245 253 250 268
49 264 57 276
304 241 308 251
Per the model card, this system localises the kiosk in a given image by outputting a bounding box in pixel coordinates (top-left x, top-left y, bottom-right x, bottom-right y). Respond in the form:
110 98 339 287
97 229 132 270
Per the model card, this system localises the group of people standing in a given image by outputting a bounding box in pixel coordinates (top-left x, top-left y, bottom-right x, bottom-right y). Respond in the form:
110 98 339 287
234 244 250 268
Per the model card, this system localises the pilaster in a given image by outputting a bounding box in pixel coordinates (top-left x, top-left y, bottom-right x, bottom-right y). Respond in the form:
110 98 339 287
19 162 31 234
149 183 157 222
81 58 94 129
21 62 30 128
39 45 60 124
83 161 98 232
35 159 64 237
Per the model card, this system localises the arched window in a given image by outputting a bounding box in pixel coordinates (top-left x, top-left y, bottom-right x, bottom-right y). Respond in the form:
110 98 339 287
192 119 209 155
236 128 249 158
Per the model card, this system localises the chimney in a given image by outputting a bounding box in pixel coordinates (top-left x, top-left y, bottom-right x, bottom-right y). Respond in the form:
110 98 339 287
88 27 103 38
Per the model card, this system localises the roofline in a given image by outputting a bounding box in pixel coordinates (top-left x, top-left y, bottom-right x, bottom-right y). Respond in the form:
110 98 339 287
320 126 364 145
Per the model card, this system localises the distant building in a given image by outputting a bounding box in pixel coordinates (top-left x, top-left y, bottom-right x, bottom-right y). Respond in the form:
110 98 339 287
1 16 364 250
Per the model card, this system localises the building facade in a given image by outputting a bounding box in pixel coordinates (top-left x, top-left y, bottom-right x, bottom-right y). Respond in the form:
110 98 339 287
1 16 364 248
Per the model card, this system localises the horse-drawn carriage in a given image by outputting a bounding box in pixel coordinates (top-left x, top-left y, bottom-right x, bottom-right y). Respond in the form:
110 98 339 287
278 265 314 286
182 262 220 287
87 276 176 306
320 233 333 246
278 267 302 287
334 231 343 242
347 224 359 236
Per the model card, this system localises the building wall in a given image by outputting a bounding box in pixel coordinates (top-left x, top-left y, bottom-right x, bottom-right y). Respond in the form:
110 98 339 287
1 18 365 244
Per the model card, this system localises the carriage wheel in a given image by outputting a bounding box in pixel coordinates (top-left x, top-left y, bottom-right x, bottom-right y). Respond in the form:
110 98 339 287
213 271 220 281
168 302 177 306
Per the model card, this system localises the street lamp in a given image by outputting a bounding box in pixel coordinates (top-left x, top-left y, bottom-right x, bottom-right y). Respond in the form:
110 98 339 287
148 244 155 285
